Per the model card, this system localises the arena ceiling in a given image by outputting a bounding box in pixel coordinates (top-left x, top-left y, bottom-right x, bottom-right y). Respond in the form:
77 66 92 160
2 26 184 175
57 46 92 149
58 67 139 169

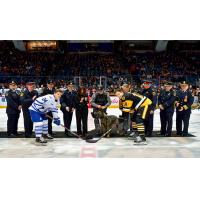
1 40 200 53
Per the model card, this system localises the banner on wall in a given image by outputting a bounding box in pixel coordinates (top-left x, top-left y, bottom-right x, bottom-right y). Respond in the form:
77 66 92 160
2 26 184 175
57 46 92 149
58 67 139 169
0 97 7 108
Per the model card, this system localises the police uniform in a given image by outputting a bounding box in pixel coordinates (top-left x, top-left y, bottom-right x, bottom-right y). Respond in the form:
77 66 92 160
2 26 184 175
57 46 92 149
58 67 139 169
5 81 21 136
41 81 56 135
119 91 152 143
60 86 76 135
20 82 38 137
141 81 157 136
91 87 111 133
175 81 194 136
158 82 176 136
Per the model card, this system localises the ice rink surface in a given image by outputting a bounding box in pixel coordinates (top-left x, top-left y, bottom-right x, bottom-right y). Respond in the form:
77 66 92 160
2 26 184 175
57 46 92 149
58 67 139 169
0 108 200 158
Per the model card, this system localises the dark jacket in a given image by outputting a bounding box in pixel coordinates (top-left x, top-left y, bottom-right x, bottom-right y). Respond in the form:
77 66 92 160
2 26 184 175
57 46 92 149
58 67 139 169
5 89 21 114
141 88 157 110
60 90 76 112
175 89 194 113
41 87 55 96
91 92 111 112
74 94 88 110
20 89 39 110
158 89 176 112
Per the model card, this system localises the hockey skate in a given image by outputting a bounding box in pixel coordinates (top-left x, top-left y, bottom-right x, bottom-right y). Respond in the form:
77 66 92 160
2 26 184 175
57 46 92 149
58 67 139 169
133 135 147 145
43 134 54 140
35 137 48 145
128 131 137 140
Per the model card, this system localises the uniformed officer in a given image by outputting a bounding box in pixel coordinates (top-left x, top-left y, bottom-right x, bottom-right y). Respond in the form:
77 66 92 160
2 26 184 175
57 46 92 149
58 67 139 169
175 81 194 136
91 86 111 134
158 81 176 136
60 82 76 136
140 80 157 136
41 80 55 136
5 81 22 136
20 82 38 137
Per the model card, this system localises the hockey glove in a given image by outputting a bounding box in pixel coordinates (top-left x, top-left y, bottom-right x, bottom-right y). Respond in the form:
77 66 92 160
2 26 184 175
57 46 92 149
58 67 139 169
53 118 61 126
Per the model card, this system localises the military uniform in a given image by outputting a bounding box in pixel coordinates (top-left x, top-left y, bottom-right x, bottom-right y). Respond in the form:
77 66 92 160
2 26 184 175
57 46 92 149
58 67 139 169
158 83 176 136
175 81 194 136
5 82 21 136
41 83 55 135
141 81 157 136
20 83 38 137
91 87 111 133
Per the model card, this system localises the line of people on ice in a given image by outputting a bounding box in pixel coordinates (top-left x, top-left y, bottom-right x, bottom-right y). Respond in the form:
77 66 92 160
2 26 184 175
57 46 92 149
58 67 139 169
4 79 194 145
115 80 194 144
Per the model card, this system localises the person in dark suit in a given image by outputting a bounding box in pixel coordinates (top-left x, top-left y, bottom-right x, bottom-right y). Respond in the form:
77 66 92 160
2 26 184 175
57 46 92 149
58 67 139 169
5 81 22 136
175 81 194 136
158 81 176 136
60 82 76 136
74 87 89 138
41 80 55 136
20 82 38 137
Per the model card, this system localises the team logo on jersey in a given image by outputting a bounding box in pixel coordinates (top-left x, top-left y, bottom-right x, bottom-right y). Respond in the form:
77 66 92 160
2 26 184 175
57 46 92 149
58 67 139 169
42 97 48 103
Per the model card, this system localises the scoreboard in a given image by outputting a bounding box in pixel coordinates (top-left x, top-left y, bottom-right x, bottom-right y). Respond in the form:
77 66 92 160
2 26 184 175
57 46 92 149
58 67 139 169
26 41 57 51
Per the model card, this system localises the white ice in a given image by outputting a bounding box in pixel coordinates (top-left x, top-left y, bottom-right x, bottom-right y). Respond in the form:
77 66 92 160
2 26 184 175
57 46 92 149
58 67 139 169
0 108 200 137
1 108 200 157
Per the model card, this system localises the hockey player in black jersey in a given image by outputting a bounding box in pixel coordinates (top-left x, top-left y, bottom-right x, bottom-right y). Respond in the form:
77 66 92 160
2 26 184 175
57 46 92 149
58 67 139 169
115 84 152 144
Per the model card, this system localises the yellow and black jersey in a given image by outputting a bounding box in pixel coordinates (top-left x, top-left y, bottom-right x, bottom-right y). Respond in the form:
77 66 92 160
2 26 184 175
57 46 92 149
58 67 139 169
119 92 152 113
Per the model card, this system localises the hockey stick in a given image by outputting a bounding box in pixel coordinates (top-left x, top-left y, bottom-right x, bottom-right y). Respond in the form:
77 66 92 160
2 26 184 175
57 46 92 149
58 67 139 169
85 128 112 143
45 114 84 140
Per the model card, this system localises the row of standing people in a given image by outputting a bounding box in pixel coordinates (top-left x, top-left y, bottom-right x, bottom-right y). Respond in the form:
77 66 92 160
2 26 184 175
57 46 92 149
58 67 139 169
120 80 194 141
5 79 194 139
5 80 90 138
5 79 113 139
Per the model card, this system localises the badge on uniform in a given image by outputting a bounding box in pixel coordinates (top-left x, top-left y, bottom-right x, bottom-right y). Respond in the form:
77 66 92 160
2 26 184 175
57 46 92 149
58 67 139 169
184 96 188 102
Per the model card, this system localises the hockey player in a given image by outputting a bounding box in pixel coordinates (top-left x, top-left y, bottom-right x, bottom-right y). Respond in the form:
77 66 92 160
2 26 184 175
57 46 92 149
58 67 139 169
115 84 152 144
29 89 63 144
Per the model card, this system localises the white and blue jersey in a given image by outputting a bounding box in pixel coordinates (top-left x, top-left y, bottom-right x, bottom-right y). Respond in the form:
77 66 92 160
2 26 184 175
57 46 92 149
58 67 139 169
29 94 59 119
29 95 60 137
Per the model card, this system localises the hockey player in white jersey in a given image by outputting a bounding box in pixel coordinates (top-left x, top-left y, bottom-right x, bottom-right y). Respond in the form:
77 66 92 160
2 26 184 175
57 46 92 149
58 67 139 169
29 89 63 144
